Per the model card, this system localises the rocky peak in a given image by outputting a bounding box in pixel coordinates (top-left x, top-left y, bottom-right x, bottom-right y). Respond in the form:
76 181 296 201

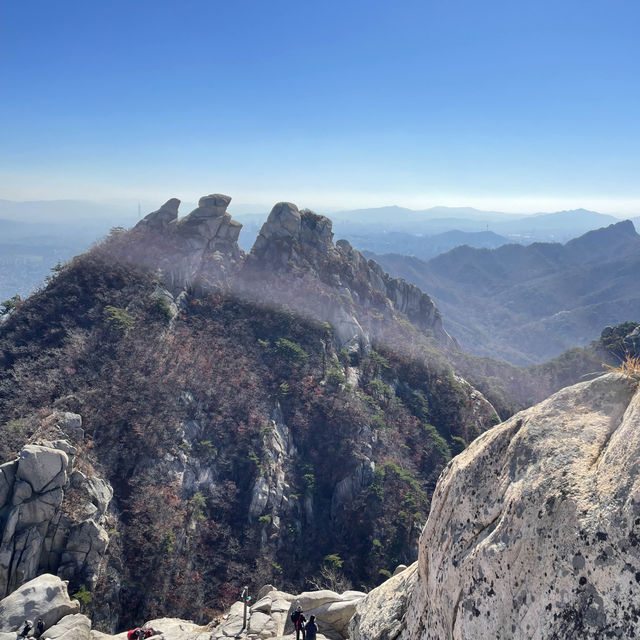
132 193 244 291
135 198 180 229
177 193 241 248
197 193 232 212
245 201 455 348
258 202 302 240
300 209 334 246
251 202 334 261
565 219 640 262
132 194 454 348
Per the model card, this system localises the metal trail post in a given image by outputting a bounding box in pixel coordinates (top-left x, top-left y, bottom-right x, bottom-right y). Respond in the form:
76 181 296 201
242 586 248 632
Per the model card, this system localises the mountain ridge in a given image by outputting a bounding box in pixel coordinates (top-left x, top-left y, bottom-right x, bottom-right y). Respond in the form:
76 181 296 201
370 221 640 364
0 194 499 629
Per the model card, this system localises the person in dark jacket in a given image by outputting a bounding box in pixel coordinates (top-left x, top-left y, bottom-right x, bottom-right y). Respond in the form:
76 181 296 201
305 615 318 640
291 606 306 640
19 620 33 637
36 618 45 638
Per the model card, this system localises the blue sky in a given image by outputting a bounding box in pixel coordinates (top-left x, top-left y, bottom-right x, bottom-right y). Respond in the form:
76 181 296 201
1 0 639 214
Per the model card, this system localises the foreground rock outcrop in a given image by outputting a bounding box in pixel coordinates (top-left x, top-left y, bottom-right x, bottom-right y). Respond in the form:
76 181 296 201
0 574 362 640
0 413 112 599
0 574 80 635
352 372 640 640
349 564 417 640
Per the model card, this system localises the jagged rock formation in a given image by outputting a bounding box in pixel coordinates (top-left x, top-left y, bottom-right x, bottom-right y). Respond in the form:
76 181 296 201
245 202 456 349
132 196 458 350
133 194 244 291
247 405 295 537
350 372 640 640
136 199 180 230
130 195 458 350
0 414 112 599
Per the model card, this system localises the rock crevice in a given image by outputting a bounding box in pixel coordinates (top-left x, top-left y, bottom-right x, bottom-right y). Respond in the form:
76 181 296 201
0 414 113 599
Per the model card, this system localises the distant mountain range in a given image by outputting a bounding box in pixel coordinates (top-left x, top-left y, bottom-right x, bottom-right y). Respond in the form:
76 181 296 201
330 206 626 244
1 198 638 304
330 229 509 260
368 220 640 365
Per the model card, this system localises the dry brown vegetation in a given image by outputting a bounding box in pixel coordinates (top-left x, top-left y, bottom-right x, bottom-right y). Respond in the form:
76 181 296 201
605 354 640 380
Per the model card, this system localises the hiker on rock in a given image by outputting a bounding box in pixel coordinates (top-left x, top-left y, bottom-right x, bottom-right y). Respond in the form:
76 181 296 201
36 618 45 638
305 615 318 640
19 620 33 637
291 606 306 640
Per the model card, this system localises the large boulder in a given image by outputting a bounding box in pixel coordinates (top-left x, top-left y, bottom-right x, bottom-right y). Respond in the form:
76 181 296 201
16 445 68 494
283 590 365 639
401 372 640 640
207 588 365 640
178 194 238 244
54 412 84 443
0 573 79 633
45 613 92 640
251 202 302 259
349 564 418 640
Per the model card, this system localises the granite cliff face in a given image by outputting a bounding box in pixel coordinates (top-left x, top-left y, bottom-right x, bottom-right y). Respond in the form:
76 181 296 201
0 413 112 600
133 194 243 291
350 372 640 640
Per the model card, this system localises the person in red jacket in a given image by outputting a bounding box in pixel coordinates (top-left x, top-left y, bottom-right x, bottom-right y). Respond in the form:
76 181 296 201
127 627 157 639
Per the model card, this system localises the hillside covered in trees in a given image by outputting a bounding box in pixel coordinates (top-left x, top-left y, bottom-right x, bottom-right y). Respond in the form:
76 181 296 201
0 197 499 630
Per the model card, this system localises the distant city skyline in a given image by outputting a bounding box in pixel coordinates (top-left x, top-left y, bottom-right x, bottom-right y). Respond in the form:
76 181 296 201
1 1 639 216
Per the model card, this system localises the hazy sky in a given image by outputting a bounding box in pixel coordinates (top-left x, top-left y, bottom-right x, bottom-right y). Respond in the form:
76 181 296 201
1 0 639 214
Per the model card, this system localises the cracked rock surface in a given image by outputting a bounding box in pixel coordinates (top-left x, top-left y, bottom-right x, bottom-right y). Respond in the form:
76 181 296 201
402 372 640 640
0 420 112 599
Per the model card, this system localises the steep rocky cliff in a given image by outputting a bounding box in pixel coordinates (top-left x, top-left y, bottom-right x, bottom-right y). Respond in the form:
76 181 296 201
243 202 456 350
350 371 640 640
0 413 112 599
